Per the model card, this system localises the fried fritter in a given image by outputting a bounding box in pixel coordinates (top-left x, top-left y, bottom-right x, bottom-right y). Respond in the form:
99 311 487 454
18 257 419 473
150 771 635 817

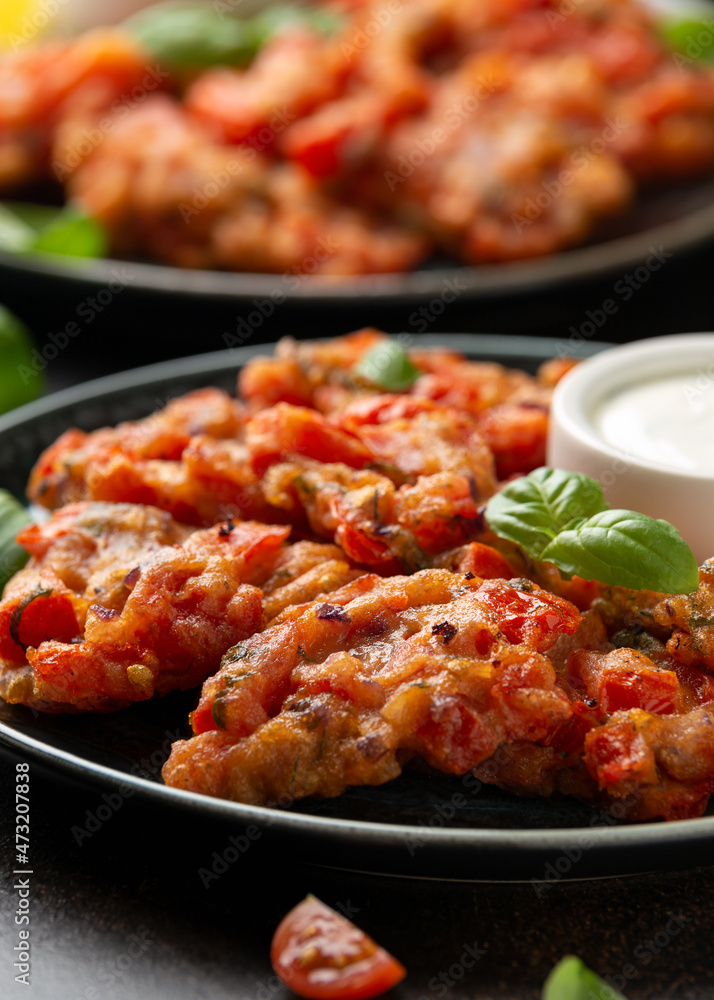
653 559 714 671
240 331 558 479
260 540 365 623
0 503 289 711
162 569 580 805
474 623 714 821
27 370 500 570
27 387 272 526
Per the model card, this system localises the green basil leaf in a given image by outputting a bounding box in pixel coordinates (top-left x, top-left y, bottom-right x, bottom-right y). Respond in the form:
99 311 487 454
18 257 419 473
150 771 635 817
125 3 260 70
541 508 700 594
0 305 45 412
354 341 421 392
484 467 609 561
543 955 627 1000
251 4 344 41
32 208 108 258
0 205 35 254
0 203 107 259
660 19 714 63
125 2 342 72
0 489 32 592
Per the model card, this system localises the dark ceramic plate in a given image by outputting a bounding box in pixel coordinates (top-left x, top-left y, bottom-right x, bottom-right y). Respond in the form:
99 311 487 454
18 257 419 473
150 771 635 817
1 333 713 882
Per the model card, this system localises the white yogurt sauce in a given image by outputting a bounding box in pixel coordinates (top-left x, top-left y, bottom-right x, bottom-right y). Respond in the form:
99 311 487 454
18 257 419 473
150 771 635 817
594 371 714 473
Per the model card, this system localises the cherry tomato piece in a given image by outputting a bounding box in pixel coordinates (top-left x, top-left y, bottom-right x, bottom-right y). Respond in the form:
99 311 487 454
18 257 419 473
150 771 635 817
271 895 406 1000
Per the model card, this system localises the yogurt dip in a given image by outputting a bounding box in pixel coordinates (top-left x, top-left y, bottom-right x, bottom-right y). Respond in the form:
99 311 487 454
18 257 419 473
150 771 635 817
547 333 714 563
594 372 714 473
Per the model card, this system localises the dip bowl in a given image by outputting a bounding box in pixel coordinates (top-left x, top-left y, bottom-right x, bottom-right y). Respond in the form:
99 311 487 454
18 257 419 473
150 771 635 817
547 332 714 564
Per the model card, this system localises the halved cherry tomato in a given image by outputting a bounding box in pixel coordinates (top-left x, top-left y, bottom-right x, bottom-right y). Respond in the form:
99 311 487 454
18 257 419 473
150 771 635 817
271 895 406 1000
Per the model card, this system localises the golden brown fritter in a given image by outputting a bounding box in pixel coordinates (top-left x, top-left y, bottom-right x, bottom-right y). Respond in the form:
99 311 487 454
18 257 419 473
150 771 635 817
27 388 272 526
0 503 289 711
163 569 580 805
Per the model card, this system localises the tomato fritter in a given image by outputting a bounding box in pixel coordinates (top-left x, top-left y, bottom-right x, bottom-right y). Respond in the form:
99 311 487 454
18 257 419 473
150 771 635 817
473 592 714 821
0 503 289 711
0 29 155 189
2 1 714 272
653 559 714 672
240 331 557 479
260 540 365 623
62 95 428 275
27 387 274 526
162 569 579 805
12 330 714 825
27 347 504 572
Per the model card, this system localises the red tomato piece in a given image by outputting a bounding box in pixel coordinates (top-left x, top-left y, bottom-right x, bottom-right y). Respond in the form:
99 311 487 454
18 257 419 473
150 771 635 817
599 666 679 715
584 716 657 788
271 895 406 1000
457 542 514 581
246 404 371 478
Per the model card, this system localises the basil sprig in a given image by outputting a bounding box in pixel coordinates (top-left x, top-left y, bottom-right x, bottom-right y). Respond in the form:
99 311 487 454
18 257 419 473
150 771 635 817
543 956 627 1000
354 342 421 392
485 468 699 594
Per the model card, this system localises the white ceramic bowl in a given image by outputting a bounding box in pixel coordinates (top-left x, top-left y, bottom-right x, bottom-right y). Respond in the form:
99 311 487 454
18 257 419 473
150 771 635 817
547 333 714 564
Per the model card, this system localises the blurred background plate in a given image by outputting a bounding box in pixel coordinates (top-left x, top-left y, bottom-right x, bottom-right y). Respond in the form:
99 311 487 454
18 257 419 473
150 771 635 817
2 0 714 372
2 332 714 881
4 176 714 383
2 168 714 306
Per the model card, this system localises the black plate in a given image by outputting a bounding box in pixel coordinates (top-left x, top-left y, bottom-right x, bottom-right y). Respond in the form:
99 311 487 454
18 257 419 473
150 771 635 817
2 333 714 882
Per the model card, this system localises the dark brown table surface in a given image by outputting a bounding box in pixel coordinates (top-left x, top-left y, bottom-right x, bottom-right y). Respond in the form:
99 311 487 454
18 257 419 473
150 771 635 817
2 742 714 1000
2 239 714 1000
